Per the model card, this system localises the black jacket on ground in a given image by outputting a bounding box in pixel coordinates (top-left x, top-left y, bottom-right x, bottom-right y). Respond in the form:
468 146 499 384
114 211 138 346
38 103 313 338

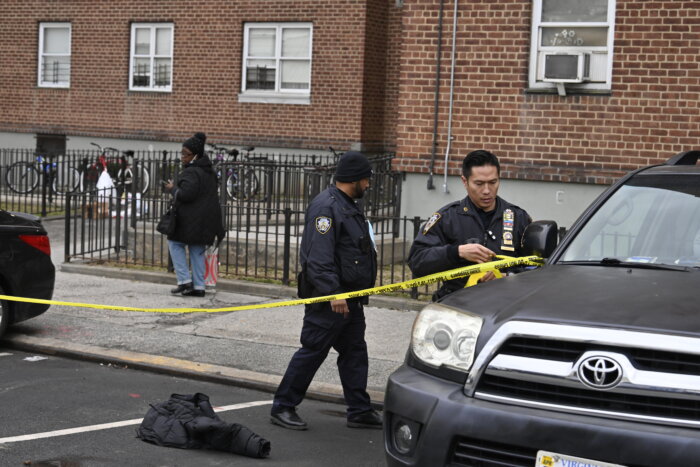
136 393 271 458
168 155 225 245
408 196 531 300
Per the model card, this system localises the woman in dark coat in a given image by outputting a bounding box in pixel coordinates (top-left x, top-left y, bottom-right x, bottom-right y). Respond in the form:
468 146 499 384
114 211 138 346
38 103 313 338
163 132 224 297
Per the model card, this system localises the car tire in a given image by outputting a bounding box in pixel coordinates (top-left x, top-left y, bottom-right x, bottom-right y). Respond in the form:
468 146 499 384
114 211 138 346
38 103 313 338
0 285 9 338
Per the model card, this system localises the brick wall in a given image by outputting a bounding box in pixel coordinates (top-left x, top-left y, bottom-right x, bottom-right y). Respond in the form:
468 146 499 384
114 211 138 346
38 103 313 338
0 0 378 150
392 0 700 184
4 0 698 181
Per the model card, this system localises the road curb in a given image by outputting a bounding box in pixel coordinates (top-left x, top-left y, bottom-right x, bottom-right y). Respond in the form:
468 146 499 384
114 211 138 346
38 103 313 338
3 334 385 409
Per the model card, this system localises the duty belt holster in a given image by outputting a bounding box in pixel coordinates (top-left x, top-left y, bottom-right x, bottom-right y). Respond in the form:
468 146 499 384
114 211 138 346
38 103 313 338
297 268 314 299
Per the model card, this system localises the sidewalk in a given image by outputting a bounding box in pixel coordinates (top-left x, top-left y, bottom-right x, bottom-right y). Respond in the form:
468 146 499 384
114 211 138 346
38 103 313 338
2 218 425 408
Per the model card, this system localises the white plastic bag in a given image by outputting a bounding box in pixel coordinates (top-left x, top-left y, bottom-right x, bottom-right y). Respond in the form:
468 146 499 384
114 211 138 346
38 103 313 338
96 169 115 200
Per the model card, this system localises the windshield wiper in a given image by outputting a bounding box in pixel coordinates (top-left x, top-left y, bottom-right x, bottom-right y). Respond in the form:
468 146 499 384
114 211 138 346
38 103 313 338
560 258 692 271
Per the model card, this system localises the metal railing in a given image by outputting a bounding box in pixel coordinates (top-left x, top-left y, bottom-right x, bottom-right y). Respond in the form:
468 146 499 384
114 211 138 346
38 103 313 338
62 195 435 299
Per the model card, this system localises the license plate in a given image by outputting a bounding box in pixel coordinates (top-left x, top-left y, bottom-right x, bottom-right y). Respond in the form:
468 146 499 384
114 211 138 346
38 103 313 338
536 450 626 467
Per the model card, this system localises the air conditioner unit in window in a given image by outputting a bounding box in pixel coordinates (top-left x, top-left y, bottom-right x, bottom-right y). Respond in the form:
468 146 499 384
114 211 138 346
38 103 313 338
542 52 590 83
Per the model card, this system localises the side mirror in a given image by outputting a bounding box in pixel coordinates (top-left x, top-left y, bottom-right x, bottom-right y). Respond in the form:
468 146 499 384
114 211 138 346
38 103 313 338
521 220 558 258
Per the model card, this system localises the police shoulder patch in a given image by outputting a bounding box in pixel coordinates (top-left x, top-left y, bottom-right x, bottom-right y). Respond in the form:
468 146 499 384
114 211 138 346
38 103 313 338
315 216 332 234
423 212 441 235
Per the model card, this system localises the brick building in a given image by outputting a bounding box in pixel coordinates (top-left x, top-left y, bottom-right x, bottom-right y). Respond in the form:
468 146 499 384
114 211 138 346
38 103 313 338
1 1 698 227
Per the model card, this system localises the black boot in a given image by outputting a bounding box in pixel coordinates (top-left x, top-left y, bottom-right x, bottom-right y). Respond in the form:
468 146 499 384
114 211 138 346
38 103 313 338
270 408 308 430
182 288 205 297
347 409 383 429
170 282 192 294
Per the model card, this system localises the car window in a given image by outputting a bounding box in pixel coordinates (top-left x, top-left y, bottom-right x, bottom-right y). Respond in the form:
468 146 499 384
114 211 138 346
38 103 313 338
561 174 700 267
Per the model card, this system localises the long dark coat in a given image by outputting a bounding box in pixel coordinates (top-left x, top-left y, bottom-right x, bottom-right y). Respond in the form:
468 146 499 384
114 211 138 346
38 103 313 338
168 155 225 245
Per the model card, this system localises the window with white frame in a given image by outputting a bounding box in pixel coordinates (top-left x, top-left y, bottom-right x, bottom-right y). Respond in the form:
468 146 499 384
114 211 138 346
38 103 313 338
38 23 71 88
129 23 173 91
240 23 313 104
529 0 616 92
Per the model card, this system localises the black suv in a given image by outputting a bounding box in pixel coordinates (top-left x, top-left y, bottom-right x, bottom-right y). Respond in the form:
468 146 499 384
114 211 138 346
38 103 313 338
384 151 700 467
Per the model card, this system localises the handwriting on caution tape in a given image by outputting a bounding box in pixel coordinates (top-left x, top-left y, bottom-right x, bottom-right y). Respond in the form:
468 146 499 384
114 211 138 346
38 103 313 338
0 255 543 314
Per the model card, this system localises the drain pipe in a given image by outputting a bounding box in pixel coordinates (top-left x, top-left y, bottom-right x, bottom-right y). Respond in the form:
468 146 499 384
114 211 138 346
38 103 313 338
442 0 459 193
427 0 446 190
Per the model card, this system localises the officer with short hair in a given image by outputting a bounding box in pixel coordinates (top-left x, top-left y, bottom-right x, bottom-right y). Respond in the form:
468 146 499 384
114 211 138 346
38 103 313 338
408 149 532 301
270 151 382 431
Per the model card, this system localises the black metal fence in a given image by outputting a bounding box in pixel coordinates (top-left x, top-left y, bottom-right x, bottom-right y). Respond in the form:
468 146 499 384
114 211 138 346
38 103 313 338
0 148 436 299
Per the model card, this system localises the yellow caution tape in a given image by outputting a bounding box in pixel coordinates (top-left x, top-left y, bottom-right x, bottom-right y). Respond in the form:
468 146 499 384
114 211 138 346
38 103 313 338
465 269 503 287
0 255 542 314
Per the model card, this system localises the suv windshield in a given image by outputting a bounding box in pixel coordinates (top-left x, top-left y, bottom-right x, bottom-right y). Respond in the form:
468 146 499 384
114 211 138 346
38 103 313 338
560 173 700 268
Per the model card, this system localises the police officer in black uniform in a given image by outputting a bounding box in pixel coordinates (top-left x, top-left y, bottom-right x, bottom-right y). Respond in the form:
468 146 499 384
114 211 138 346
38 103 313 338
409 150 532 301
270 151 382 431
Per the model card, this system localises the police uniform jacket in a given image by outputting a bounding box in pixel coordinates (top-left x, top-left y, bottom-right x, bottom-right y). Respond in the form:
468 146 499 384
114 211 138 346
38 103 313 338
299 185 377 324
408 196 531 299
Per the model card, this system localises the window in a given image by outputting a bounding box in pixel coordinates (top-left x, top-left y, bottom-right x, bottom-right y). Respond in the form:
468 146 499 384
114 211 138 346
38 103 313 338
240 23 313 105
38 23 71 88
129 23 173 92
528 0 616 93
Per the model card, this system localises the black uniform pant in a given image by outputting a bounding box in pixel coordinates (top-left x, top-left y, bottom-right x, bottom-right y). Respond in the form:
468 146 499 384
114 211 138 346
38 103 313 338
272 304 371 417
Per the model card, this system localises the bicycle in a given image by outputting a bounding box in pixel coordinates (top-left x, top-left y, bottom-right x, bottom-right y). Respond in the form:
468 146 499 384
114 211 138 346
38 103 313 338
81 143 150 194
5 153 80 195
208 143 260 201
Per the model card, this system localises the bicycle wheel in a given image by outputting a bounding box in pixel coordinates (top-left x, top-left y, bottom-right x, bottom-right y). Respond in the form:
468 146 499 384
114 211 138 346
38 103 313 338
117 166 150 194
53 166 81 194
226 169 259 200
5 162 39 194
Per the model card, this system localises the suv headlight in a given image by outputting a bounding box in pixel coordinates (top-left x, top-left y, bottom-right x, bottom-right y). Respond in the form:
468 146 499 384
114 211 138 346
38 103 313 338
410 303 483 373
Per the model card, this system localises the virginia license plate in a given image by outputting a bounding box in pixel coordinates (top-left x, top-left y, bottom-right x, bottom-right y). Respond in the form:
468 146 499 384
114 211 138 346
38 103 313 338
536 450 626 467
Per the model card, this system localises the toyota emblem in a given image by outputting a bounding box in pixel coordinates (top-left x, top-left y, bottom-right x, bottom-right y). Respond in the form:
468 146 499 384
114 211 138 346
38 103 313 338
577 355 623 390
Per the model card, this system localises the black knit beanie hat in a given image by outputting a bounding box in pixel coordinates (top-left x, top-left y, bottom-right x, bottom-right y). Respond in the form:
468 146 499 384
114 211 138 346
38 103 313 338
334 151 373 182
182 132 207 157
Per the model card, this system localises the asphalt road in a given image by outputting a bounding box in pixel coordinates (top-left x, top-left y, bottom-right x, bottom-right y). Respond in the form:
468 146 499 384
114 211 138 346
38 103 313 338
0 349 385 466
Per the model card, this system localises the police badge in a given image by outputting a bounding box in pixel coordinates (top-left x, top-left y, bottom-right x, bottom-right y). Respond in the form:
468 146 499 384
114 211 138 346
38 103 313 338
315 216 332 234
423 212 441 235
501 209 515 251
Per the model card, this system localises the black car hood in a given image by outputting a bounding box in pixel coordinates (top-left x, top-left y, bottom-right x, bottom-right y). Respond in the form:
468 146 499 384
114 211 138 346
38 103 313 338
440 265 700 339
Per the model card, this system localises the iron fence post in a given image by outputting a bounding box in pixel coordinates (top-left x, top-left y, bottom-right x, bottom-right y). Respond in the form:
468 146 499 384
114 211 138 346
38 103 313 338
64 192 71 263
219 162 227 204
410 216 422 299
130 156 138 230
266 159 274 212
282 208 292 285
114 184 122 256
40 155 48 218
